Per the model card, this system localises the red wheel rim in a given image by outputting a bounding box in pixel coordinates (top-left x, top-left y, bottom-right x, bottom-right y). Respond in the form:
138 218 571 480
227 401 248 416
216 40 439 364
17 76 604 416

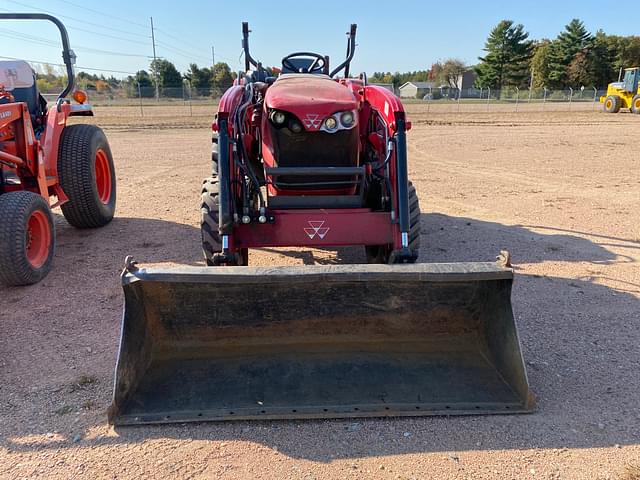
25 210 51 268
95 148 112 204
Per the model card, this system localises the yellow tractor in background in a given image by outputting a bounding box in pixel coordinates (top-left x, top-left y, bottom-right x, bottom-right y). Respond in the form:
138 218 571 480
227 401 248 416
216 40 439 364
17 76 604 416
601 67 640 113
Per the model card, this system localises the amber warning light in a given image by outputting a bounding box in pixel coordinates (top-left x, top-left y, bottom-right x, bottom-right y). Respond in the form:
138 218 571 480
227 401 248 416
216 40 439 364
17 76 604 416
73 90 88 104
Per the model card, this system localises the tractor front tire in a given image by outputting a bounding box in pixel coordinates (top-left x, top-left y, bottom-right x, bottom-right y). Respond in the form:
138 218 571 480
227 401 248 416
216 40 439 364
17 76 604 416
201 177 222 265
604 95 621 114
365 180 421 264
58 124 116 228
211 133 219 175
631 95 640 114
0 191 55 286
200 177 248 266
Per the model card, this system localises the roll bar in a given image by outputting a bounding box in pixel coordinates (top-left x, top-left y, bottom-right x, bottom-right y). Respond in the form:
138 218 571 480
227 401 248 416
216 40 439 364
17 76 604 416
241 22 256 72
330 24 357 78
0 13 76 99
241 22 357 78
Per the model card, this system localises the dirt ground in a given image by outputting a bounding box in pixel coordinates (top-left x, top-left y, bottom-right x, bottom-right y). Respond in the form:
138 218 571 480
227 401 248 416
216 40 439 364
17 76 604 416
1 104 639 479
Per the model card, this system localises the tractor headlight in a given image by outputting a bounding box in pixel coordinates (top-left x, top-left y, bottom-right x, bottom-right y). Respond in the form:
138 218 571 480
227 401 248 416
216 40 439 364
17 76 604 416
320 110 358 133
324 116 338 131
340 111 355 127
270 110 287 125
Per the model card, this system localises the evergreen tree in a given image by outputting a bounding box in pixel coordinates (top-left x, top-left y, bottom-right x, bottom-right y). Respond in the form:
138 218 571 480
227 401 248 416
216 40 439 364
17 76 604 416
475 20 533 90
590 31 617 87
547 19 593 87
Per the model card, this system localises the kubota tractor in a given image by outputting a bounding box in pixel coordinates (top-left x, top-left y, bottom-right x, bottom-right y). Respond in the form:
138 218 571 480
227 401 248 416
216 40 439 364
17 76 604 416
0 13 116 286
110 24 532 425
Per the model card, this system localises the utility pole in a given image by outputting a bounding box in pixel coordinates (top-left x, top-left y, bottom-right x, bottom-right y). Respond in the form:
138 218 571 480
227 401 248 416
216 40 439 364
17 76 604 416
150 16 159 101
528 67 534 103
211 45 216 98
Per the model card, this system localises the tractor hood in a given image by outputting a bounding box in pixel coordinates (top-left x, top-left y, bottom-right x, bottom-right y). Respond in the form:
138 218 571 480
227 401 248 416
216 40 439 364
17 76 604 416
265 74 357 131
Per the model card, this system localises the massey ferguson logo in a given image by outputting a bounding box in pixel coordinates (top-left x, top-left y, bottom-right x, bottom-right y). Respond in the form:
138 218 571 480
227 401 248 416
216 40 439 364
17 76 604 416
303 113 322 130
304 221 330 240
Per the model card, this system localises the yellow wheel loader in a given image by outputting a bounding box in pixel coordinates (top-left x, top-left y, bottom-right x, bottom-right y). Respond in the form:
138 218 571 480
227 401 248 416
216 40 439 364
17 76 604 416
601 67 640 113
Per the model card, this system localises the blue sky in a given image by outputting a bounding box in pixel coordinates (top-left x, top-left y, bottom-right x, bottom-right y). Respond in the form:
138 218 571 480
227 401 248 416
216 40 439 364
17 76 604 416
0 0 635 78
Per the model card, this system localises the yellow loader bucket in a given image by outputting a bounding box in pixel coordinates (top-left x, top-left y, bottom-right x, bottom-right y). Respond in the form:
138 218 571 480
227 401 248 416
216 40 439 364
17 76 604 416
109 257 533 425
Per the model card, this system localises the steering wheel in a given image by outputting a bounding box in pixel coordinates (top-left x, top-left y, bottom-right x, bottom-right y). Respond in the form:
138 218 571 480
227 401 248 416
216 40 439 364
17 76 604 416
282 52 326 74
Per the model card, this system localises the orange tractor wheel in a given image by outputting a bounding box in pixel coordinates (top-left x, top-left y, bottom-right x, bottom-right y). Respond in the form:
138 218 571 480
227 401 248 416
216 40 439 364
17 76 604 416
0 191 55 286
58 124 116 228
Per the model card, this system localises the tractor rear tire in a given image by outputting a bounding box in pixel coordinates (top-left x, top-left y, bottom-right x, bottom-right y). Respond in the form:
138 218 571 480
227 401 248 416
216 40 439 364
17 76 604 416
58 124 116 228
604 95 621 114
631 95 640 114
0 191 55 286
365 180 421 264
200 177 248 266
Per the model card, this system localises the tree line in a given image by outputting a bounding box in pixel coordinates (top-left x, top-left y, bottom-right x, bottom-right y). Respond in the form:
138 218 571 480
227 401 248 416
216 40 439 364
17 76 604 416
36 58 236 98
35 19 640 96
477 18 640 90
370 19 640 91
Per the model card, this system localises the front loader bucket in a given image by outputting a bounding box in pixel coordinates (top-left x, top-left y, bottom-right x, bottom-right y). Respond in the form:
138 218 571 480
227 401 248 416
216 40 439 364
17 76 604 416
109 258 533 425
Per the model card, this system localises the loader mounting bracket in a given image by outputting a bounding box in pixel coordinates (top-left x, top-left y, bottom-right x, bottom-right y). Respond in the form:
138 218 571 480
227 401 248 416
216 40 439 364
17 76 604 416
388 247 418 264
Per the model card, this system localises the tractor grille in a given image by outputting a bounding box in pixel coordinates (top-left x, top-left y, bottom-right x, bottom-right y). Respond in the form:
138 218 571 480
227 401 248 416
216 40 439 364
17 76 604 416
271 126 359 190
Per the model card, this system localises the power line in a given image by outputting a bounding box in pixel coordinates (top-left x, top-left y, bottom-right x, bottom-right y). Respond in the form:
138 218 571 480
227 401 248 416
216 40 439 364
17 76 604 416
52 0 149 29
9 0 220 66
155 32 233 64
154 27 206 53
0 54 137 75
7 0 150 41
1 3 238 71
0 4 151 47
0 27 152 58
155 40 211 64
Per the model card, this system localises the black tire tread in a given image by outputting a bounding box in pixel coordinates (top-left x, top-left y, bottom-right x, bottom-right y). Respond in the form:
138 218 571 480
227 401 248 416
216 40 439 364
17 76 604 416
365 180 421 264
0 191 55 286
604 95 621 114
58 124 116 228
211 133 219 175
201 177 221 265
631 94 640 114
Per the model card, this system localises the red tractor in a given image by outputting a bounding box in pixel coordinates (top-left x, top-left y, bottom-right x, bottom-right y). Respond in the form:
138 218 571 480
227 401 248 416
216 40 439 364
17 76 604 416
0 13 116 286
107 23 532 425
200 23 419 266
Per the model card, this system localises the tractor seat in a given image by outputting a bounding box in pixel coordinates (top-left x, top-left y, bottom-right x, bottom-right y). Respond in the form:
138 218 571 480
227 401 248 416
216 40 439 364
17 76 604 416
0 60 47 121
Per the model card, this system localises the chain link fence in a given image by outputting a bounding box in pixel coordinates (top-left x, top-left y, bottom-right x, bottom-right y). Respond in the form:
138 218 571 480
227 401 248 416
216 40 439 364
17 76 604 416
407 86 609 112
41 84 610 116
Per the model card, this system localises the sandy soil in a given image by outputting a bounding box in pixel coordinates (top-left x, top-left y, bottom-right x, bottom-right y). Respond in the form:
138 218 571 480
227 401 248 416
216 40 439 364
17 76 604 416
1 105 639 479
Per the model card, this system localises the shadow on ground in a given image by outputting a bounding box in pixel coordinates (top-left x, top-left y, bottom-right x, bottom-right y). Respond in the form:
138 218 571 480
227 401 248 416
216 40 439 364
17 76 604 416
2 213 639 460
